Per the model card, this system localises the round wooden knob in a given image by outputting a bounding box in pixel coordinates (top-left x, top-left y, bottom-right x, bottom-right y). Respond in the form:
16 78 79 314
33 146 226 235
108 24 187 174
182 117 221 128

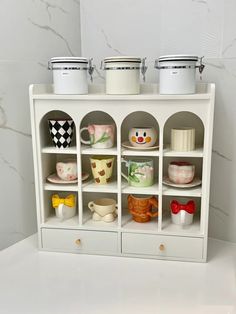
159 244 165 251
75 239 81 245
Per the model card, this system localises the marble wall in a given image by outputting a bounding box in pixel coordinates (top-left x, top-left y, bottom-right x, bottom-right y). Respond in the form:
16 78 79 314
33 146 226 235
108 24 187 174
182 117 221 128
0 0 81 249
80 0 236 243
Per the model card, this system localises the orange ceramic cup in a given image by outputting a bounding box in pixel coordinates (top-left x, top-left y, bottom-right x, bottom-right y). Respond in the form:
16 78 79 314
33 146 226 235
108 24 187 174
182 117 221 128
127 194 158 223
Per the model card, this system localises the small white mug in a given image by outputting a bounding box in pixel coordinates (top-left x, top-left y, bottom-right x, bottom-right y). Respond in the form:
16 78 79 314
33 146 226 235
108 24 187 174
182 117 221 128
170 199 196 226
88 198 118 222
52 194 76 221
55 204 76 221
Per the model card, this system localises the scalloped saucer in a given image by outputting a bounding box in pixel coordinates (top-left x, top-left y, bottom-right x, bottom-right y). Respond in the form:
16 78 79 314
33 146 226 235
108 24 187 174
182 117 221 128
163 176 202 188
47 172 89 184
122 141 159 151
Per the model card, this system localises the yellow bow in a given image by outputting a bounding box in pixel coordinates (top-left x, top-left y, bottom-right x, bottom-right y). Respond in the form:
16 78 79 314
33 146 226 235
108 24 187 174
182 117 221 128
52 194 75 208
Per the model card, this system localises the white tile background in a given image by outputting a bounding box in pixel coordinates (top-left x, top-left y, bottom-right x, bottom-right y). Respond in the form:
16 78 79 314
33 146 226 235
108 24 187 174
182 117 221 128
0 0 81 249
80 0 236 243
1 0 236 249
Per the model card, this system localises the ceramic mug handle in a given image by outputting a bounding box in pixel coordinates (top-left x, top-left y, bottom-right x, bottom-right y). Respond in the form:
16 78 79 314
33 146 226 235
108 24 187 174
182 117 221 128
88 201 95 212
148 197 158 217
121 158 129 181
80 127 90 145
115 204 118 215
57 204 65 220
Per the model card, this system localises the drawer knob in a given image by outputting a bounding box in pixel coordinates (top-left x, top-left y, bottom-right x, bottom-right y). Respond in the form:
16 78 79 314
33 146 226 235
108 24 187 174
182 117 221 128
159 244 165 251
75 239 81 245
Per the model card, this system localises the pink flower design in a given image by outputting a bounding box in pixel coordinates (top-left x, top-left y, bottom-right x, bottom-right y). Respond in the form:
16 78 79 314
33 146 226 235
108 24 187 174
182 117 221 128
105 126 113 137
88 125 95 135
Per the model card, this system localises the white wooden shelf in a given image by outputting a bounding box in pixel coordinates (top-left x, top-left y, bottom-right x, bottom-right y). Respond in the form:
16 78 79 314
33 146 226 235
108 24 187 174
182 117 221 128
41 146 77 154
30 83 215 262
30 83 212 100
121 148 159 157
82 180 118 193
162 185 202 197
121 214 158 233
44 182 78 191
42 215 79 228
81 145 118 155
161 217 201 236
122 181 159 195
83 217 118 230
163 146 203 157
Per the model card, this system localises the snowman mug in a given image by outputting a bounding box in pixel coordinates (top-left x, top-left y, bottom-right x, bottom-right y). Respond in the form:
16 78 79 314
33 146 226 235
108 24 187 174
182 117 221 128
129 127 157 148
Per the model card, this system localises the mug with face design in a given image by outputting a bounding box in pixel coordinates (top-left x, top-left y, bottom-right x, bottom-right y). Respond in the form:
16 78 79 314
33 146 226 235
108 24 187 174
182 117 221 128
128 127 157 148
90 155 115 184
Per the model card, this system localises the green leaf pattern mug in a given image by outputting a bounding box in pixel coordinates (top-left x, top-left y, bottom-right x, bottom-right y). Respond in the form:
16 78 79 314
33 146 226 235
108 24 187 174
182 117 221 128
121 158 154 187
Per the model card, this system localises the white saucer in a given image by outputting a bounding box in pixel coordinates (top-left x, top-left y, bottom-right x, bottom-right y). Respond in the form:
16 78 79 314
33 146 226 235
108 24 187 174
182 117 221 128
47 172 89 184
122 141 159 151
163 176 202 188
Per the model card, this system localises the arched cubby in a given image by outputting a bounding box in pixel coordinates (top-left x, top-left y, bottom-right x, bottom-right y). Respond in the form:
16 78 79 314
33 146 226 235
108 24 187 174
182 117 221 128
121 111 160 148
30 83 215 262
163 111 204 153
40 110 77 150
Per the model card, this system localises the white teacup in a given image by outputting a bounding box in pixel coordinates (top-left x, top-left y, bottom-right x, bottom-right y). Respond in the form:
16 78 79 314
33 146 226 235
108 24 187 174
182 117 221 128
128 127 157 148
56 159 77 181
170 199 196 226
88 198 118 222
168 161 195 184
55 204 76 221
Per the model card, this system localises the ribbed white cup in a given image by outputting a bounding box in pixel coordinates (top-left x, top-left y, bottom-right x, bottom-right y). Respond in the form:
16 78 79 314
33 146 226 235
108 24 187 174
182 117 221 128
171 128 195 151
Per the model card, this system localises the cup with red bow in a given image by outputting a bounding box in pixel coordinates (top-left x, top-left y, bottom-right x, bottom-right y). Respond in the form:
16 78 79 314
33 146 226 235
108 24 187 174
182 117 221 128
170 198 196 226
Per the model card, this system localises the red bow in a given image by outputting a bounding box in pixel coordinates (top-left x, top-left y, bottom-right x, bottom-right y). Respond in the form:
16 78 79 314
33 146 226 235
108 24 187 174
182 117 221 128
171 200 196 214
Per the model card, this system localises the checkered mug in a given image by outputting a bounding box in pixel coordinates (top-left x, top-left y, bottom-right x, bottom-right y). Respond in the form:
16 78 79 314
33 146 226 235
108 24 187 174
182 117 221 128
48 119 74 149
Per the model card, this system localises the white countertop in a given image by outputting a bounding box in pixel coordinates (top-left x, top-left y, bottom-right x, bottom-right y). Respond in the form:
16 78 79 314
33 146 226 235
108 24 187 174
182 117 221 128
0 235 236 314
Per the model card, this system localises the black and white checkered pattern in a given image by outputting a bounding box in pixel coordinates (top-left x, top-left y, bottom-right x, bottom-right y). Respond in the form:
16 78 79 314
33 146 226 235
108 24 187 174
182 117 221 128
48 120 74 148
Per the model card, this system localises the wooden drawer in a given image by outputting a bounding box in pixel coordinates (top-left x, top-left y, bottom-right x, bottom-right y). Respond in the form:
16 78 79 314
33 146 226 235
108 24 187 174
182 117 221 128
42 228 118 254
122 233 203 260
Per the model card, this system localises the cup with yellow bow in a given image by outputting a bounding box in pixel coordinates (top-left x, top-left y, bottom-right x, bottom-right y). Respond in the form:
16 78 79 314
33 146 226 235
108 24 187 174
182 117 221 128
52 194 76 221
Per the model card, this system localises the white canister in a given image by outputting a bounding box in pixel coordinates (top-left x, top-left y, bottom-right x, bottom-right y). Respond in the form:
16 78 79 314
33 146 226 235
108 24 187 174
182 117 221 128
48 57 94 94
102 56 147 95
171 128 195 151
154 55 205 94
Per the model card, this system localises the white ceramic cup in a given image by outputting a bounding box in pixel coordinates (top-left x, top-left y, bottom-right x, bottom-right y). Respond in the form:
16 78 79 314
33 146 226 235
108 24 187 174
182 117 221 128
56 159 77 181
171 210 194 226
55 203 76 221
170 199 196 226
171 128 195 151
88 198 118 222
168 161 195 184
128 127 157 148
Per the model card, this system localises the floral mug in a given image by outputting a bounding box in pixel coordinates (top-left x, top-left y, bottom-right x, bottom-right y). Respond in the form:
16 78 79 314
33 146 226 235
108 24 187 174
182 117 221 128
80 124 115 148
121 158 154 187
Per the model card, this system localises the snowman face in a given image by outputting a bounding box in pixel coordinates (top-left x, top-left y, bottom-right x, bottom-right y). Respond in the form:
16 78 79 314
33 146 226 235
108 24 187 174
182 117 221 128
128 127 157 147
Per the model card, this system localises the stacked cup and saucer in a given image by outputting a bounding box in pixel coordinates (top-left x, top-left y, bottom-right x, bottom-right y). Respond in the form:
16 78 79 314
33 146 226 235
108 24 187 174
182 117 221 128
122 127 158 150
